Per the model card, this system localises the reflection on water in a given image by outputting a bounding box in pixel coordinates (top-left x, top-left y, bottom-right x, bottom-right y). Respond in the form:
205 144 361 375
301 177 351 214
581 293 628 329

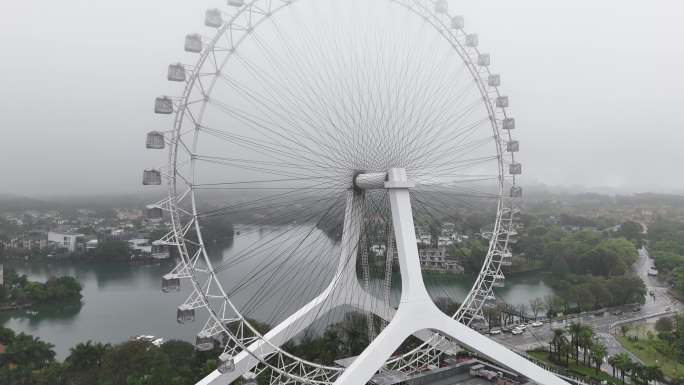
1 225 553 360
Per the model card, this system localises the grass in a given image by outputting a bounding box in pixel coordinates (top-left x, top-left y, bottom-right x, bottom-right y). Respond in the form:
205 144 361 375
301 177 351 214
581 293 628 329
528 350 619 384
617 335 684 379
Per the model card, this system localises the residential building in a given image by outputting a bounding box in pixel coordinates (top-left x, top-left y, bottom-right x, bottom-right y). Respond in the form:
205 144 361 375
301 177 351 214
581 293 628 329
48 231 84 252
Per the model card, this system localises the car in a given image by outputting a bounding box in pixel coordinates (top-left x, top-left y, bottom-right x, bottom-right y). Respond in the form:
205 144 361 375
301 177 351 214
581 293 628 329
613 310 624 316
531 321 543 327
517 324 527 330
512 328 523 335
489 329 502 335
666 306 672 311
501 327 511 333
633 307 641 312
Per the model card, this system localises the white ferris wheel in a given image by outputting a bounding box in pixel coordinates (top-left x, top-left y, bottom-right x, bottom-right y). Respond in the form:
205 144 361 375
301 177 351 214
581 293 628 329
143 0 567 384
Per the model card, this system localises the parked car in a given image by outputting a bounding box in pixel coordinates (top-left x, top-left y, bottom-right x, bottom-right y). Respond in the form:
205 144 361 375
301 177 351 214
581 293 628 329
517 324 527 330
512 328 523 335
633 307 641 312
489 329 502 335
531 321 543 327
613 310 624 316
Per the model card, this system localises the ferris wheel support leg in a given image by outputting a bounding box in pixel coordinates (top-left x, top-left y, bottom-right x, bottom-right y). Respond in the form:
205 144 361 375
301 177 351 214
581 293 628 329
335 169 568 385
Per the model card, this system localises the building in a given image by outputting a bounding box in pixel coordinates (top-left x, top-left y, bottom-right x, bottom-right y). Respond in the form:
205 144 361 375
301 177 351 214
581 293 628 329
128 238 170 259
334 357 532 385
1 232 48 251
47 231 84 252
392 248 464 274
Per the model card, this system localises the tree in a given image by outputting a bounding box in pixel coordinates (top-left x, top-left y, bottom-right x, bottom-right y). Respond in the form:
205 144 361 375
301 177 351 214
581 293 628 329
529 298 544 320
550 256 570 277
65 341 111 385
607 354 618 379
655 316 674 333
550 329 568 363
568 323 583 362
590 341 607 374
612 353 632 383
620 324 631 337
578 327 594 365
99 341 173 385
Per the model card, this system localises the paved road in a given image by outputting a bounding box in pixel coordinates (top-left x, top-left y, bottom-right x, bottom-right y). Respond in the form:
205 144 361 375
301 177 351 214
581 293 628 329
489 247 681 374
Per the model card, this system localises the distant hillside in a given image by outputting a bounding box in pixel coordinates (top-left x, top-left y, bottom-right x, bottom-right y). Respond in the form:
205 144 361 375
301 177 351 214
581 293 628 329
0 194 55 212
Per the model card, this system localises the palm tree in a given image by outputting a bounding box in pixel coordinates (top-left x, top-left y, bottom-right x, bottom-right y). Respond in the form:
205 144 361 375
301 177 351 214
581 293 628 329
559 340 573 367
550 329 568 364
613 353 632 384
568 322 583 362
607 355 618 378
578 328 594 365
66 340 110 369
590 341 607 374
642 365 664 384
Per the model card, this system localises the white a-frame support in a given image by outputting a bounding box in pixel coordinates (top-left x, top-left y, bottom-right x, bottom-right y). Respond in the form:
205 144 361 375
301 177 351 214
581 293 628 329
197 168 568 385
334 168 569 385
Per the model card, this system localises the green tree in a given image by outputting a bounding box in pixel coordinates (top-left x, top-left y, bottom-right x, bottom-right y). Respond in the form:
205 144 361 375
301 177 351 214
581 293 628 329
590 341 607 374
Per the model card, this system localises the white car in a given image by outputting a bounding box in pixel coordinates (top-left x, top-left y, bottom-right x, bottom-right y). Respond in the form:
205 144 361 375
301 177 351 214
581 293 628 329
532 321 544 327
489 329 502 335
512 328 523 335
517 324 527 330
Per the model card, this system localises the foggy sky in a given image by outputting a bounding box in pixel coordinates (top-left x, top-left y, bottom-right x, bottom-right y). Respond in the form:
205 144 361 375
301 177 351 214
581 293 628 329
1 0 683 196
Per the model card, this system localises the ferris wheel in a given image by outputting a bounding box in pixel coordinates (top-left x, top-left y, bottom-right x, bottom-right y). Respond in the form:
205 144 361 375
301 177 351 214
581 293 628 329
143 0 565 384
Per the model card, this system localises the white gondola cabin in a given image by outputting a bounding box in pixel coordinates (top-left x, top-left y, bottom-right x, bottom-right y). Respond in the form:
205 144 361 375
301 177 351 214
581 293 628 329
496 96 509 108
506 140 519 153
205 9 223 28
162 273 180 293
146 131 165 149
177 305 195 323
241 373 258 385
493 274 505 288
510 186 523 198
477 53 490 67
435 0 448 13
488 74 500 87
167 63 186 82
185 34 203 53
502 118 515 130
509 163 522 175
465 34 479 47
195 331 214 351
143 169 162 186
228 0 245 6
218 353 236 373
451 16 464 30
146 205 163 220
154 97 173 114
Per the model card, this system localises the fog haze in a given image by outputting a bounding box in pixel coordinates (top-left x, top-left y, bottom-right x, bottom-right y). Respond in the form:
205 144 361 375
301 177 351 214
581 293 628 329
1 0 683 196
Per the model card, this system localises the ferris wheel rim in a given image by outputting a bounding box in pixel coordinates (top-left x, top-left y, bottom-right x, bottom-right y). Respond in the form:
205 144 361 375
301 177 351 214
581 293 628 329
162 0 520 382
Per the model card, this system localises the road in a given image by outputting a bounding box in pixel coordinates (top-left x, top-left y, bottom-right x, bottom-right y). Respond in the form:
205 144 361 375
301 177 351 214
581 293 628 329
489 247 681 372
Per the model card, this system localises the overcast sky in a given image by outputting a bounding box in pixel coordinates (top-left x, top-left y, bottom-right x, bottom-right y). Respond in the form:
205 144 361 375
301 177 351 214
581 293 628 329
1 0 683 196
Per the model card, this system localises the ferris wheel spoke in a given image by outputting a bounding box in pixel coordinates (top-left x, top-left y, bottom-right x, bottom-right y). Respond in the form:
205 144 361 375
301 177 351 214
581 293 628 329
204 101 344 170
199 124 341 173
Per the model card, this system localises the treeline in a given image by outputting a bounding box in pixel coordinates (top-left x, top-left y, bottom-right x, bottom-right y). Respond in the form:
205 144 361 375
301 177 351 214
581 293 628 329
648 219 684 294
513 219 646 313
0 326 217 385
0 313 390 385
515 222 639 275
0 269 82 307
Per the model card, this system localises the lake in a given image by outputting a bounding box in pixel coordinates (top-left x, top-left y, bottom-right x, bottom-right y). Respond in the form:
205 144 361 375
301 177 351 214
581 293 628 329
1 226 553 360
